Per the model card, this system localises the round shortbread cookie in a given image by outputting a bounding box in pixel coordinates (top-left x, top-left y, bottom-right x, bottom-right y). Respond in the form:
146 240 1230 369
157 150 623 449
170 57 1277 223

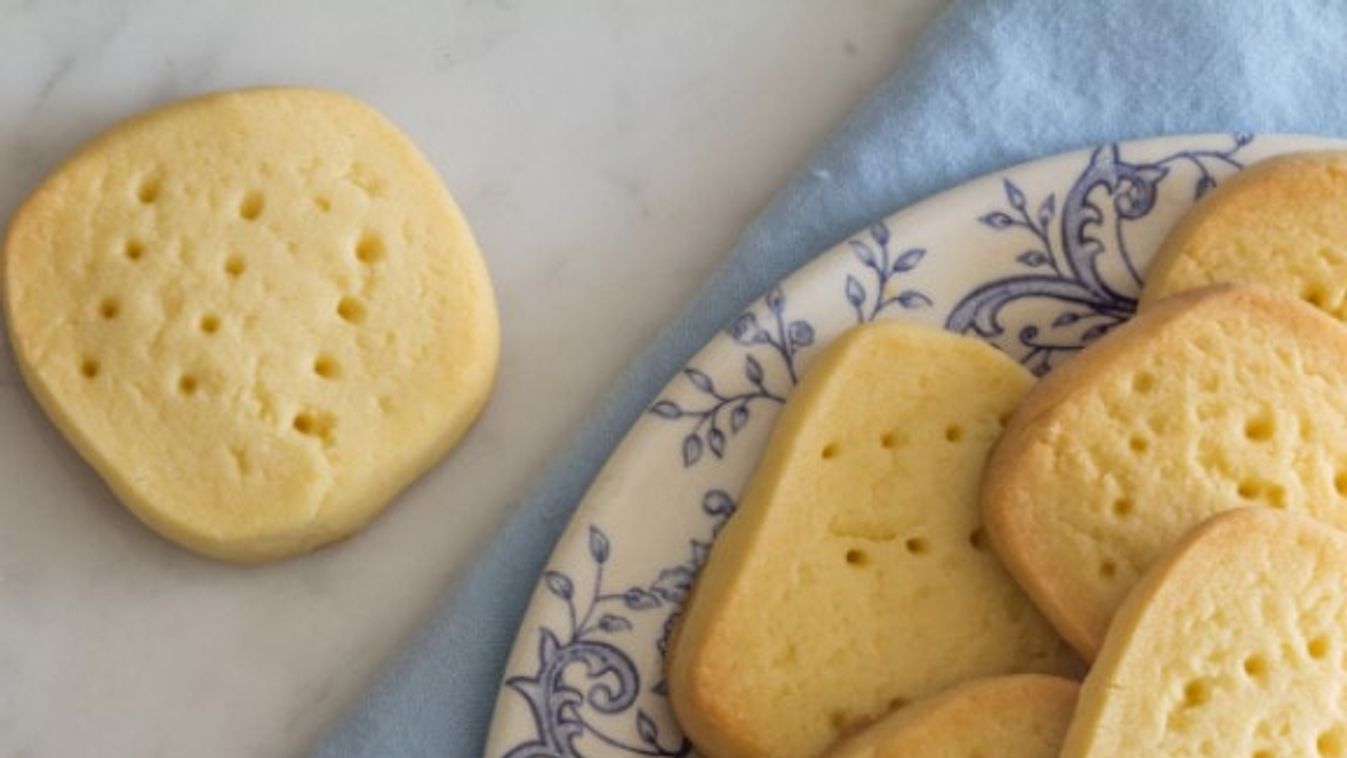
667 323 1080 758
1142 150 1347 314
3 88 499 562
1062 509 1347 756
826 675 1079 758
984 284 1347 660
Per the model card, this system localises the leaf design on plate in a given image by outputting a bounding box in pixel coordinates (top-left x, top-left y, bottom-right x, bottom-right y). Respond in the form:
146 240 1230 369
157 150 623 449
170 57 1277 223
870 221 890 245
543 571 573 601
848 239 876 266
623 588 662 611
703 489 735 516
597 614 632 634
636 710 659 745
1004 177 1027 210
845 274 865 307
648 400 682 419
681 434 703 467
1037 192 1055 229
765 286 785 314
682 368 714 394
891 247 926 273
707 428 726 458
652 566 695 603
895 290 933 308
730 403 750 433
744 354 763 384
788 320 814 347
589 526 610 564
980 211 1015 229
1017 250 1051 268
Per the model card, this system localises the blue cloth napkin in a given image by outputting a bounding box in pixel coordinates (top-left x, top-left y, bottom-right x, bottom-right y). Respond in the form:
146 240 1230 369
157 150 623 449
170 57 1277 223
318 0 1347 754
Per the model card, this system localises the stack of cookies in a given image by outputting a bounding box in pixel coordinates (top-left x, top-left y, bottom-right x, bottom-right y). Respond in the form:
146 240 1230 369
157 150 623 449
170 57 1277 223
667 151 1347 757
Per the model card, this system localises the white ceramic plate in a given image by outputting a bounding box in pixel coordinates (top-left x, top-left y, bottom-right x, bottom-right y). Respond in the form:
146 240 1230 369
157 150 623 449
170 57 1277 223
485 133 1342 757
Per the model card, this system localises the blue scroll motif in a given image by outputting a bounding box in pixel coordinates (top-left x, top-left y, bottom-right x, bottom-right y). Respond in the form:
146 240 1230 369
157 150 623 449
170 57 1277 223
946 135 1251 374
503 491 736 757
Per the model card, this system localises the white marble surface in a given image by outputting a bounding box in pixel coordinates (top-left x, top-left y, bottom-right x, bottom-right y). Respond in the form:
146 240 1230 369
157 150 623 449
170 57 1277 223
0 2 946 755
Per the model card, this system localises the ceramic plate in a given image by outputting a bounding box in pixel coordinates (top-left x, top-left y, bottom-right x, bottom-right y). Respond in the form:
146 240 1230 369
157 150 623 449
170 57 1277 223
485 133 1343 757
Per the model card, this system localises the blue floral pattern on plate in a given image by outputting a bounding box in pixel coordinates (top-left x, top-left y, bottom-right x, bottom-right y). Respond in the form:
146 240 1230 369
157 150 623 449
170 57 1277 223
650 222 934 468
502 490 734 758
946 135 1250 375
487 134 1339 757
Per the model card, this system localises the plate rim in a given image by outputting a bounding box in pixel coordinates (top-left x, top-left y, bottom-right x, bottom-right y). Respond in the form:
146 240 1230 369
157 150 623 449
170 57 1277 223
485 131 1347 756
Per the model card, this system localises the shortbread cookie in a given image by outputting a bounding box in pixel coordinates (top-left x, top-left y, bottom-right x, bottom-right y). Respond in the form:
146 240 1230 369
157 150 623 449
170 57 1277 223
827 675 1078 758
984 284 1347 659
667 323 1080 758
4 88 499 562
1062 509 1347 757
1142 150 1347 316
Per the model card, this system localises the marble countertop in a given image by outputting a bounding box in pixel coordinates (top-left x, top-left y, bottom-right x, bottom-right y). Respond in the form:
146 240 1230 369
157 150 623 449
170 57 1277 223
0 2 945 755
